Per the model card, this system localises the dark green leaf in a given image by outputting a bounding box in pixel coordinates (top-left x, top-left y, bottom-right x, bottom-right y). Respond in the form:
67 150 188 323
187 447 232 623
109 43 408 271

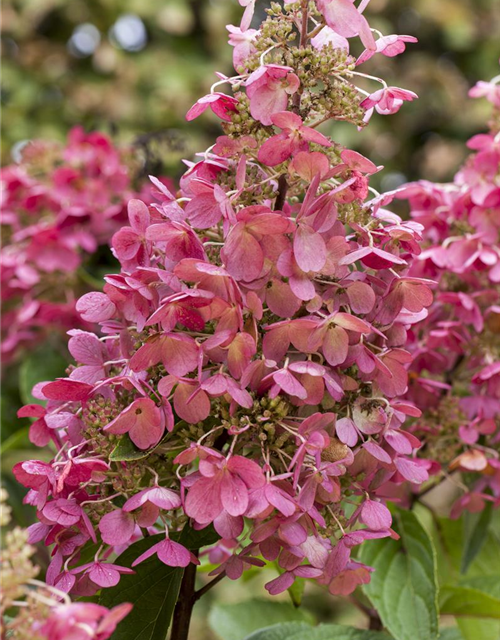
243 622 391 640
208 600 314 640
461 503 493 574
359 508 439 640
99 523 219 640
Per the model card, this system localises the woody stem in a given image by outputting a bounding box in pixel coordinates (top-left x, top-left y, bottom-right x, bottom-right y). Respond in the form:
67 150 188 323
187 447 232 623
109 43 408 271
274 174 289 210
170 558 198 640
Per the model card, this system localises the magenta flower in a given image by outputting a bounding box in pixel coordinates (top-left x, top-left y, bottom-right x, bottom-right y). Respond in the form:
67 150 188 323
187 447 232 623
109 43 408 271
316 0 376 51
258 111 331 166
469 80 500 107
112 199 151 266
71 560 134 588
227 24 259 70
184 455 265 523
311 26 349 51
361 86 418 117
98 509 136 546
186 92 239 122
130 333 200 377
132 535 197 568
36 602 132 640
12 0 428 609
246 65 300 125
357 34 418 65
104 397 165 450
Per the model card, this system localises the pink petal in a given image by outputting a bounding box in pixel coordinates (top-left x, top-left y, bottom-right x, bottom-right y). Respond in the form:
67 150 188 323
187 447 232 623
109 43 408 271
290 151 330 181
76 292 116 323
258 133 293 166
162 335 200 377
335 417 358 447
220 472 249 516
68 332 105 366
266 279 301 317
42 379 92 401
88 563 121 588
274 369 308 399
294 225 327 272
127 199 150 233
99 509 135 545
185 477 223 524
265 571 295 595
223 225 263 281
360 500 392 530
174 383 211 424
346 281 376 314
362 441 392 464
323 325 348 367
394 457 429 484
157 539 192 567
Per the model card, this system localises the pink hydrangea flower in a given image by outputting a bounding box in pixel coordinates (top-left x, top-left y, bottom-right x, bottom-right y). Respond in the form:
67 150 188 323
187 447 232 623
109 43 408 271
186 93 239 122
13 0 426 609
361 86 418 118
246 65 300 125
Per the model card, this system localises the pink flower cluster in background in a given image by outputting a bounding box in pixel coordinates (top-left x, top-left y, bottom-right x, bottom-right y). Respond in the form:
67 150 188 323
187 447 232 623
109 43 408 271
14 0 431 615
0 127 155 365
400 70 500 514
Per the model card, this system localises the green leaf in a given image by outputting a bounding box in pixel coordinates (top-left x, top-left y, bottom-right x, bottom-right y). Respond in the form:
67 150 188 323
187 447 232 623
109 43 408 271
359 508 439 640
19 340 68 405
209 599 314 640
99 524 219 640
242 622 391 640
436 514 500 579
461 503 493 574
109 436 151 462
440 576 500 619
459 575 500 598
440 586 500 618
457 618 500 640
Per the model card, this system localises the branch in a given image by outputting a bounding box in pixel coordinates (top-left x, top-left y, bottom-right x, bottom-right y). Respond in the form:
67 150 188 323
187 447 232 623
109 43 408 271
274 174 288 211
194 571 226 601
299 0 309 48
170 558 198 640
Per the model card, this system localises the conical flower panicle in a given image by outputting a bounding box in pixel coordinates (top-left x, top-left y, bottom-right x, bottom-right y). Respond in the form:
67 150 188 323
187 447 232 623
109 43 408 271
15 0 427 602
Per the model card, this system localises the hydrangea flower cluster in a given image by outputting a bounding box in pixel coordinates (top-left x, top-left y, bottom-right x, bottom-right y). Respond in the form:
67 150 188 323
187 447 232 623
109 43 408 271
0 487 131 640
400 70 500 516
15 0 426 609
0 127 152 364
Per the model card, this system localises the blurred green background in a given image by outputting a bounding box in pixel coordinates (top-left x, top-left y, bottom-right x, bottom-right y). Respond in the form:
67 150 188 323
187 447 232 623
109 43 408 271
2 0 500 187
1 1 500 637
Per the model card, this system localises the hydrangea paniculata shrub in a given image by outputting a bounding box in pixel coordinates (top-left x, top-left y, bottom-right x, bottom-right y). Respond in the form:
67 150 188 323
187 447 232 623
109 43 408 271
0 127 154 365
13 0 425 635
400 70 500 516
